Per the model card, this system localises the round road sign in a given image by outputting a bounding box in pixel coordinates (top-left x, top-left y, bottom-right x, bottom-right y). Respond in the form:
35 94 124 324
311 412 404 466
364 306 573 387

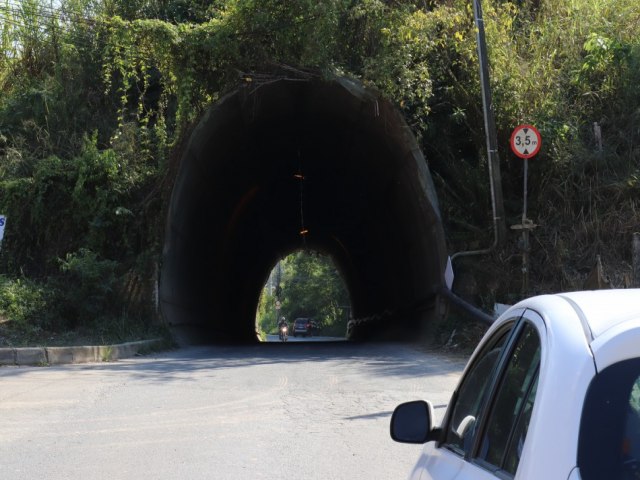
510 124 542 159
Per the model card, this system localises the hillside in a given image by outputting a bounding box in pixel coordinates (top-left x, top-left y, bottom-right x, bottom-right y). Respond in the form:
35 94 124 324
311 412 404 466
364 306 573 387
1 0 639 342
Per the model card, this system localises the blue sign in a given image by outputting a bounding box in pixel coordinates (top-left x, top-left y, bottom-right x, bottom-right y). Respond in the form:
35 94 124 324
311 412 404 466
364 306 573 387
0 215 5 245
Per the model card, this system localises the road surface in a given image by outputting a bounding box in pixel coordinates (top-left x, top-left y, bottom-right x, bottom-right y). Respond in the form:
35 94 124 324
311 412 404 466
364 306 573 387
0 341 466 479
266 333 345 342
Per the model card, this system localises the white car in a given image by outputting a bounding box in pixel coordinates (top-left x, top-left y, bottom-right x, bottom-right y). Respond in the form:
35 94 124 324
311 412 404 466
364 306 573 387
391 289 640 480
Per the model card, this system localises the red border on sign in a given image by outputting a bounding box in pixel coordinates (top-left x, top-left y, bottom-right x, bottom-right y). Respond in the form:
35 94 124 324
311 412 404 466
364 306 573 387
510 124 542 159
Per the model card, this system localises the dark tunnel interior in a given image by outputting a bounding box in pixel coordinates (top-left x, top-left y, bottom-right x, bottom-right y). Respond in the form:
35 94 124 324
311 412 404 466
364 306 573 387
159 75 449 343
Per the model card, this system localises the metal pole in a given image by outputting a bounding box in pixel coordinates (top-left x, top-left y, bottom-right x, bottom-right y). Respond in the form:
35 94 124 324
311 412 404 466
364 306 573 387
473 0 507 247
521 230 529 294
452 0 507 263
521 159 529 293
522 159 528 223
633 233 640 288
438 287 494 326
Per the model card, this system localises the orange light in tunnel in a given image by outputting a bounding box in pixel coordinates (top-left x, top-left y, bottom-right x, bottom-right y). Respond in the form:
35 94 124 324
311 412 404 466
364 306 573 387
300 228 309 236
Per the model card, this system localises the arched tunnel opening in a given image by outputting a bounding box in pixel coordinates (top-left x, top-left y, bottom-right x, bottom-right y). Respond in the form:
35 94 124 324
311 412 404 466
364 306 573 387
257 250 352 339
159 74 450 344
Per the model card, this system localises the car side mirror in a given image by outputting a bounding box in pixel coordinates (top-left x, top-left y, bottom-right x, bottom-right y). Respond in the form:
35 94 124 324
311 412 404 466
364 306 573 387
390 400 438 444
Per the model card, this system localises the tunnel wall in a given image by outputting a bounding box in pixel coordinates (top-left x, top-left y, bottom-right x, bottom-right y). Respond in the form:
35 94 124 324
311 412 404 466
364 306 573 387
160 74 449 343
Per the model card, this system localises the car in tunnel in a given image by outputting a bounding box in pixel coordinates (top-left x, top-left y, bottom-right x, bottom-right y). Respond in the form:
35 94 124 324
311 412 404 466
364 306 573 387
390 289 640 480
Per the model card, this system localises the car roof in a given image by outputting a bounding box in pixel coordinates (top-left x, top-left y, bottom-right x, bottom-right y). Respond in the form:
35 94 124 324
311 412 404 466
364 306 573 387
509 289 640 344
505 289 640 371
555 289 640 340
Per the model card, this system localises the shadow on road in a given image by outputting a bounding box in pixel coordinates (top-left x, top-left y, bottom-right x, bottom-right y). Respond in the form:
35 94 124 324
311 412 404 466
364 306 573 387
0 341 468 383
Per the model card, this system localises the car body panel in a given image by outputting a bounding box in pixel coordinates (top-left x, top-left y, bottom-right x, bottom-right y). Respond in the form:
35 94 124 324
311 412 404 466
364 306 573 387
412 446 465 480
567 468 581 480
590 318 640 371
455 461 509 480
510 298 595 479
394 289 640 480
555 289 640 339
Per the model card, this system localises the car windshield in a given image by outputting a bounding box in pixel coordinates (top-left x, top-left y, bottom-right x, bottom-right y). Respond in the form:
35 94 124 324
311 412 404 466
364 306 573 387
578 358 640 480
295 320 308 325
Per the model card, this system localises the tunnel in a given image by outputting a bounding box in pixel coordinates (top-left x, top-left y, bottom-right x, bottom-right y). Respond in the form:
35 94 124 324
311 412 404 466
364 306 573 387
159 72 450 343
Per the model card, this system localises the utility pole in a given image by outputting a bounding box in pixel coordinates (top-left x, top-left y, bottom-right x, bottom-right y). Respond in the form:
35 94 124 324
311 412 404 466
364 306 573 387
473 0 507 247
633 233 640 287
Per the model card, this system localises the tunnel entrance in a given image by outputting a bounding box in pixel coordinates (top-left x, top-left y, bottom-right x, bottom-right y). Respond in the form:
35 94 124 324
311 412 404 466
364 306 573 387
160 73 449 344
257 250 351 340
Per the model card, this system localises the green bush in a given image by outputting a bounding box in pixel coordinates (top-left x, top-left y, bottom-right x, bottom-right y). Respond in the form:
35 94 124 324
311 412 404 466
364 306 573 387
52 248 119 329
0 249 118 333
0 275 47 328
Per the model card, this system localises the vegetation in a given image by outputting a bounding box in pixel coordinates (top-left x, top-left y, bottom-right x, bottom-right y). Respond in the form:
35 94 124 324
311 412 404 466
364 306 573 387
256 251 351 337
0 0 639 344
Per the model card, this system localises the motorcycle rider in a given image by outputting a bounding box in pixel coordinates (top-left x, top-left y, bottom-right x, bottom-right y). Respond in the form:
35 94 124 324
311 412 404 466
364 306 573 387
278 316 288 340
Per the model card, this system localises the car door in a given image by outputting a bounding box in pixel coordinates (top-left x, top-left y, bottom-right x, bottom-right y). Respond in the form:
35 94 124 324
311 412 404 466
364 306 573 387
418 310 543 480
456 316 541 479
416 316 518 480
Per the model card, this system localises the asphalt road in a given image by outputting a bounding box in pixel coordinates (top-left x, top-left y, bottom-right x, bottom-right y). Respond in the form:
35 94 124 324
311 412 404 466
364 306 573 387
0 341 466 480
265 334 346 342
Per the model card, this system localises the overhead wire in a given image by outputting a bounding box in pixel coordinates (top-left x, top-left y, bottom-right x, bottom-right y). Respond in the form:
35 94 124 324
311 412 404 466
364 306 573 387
0 4 128 54
0 3 106 83
0 12 94 54
297 150 308 245
0 0 348 46
0 2 95 39
0 1 357 95
3 0 100 25
0 2 150 58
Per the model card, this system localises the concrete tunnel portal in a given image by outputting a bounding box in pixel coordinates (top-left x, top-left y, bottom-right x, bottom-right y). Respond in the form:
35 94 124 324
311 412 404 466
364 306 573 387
159 74 450 343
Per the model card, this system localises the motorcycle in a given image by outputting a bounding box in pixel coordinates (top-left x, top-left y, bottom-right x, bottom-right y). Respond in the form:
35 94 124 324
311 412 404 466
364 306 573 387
279 324 288 342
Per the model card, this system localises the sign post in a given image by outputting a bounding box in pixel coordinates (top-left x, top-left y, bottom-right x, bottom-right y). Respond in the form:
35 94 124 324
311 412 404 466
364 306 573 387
274 299 281 327
510 125 542 294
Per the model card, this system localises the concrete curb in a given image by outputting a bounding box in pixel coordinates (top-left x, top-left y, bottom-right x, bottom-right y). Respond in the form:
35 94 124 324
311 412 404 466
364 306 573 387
0 339 164 366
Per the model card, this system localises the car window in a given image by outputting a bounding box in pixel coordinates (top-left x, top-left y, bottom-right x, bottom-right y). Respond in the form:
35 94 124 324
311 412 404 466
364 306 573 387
579 358 640 480
503 373 538 474
444 324 513 455
476 322 541 475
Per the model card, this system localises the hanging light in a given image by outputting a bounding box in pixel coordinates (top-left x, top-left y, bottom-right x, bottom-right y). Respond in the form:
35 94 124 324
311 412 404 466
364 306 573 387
297 150 308 244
